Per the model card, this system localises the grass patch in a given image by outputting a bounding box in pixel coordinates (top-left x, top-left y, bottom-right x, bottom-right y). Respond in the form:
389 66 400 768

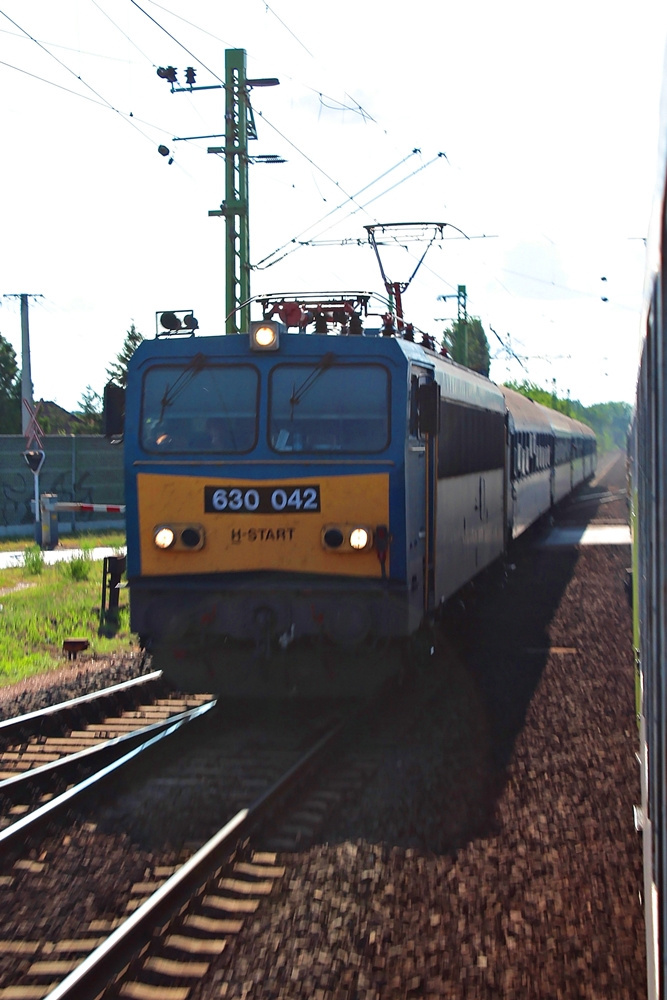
60 542 94 582
0 530 126 554
0 557 137 687
22 546 45 576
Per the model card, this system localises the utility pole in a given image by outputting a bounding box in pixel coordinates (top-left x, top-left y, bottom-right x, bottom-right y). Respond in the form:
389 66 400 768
20 295 32 434
3 293 42 433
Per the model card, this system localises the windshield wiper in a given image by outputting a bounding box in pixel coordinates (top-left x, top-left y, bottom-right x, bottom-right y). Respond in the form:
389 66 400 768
289 352 336 419
158 353 208 422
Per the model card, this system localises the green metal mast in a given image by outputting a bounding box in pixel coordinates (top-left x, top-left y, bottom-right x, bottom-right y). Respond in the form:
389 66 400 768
208 50 254 332
207 50 278 333
159 49 279 335
223 49 252 334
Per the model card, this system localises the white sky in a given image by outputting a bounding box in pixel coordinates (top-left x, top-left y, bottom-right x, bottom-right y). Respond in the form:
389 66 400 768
1 0 665 412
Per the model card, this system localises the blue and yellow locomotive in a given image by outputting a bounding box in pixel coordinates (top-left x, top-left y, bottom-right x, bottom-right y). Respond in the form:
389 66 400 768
109 294 594 696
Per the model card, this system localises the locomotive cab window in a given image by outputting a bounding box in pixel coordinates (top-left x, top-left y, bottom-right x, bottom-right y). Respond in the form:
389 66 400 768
141 364 259 453
269 363 390 453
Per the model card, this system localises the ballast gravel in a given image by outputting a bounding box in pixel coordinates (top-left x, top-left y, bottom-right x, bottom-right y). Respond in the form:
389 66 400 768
210 452 644 999
0 451 643 999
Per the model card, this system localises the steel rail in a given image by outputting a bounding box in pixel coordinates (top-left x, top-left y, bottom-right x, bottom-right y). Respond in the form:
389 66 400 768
0 700 216 853
0 697 216 796
0 670 163 738
44 715 347 1000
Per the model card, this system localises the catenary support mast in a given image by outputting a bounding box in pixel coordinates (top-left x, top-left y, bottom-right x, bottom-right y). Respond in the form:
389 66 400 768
162 48 278 333
223 49 251 334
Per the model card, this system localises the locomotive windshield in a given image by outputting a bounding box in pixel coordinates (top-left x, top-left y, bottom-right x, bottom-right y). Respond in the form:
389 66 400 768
269 363 389 452
141 364 259 453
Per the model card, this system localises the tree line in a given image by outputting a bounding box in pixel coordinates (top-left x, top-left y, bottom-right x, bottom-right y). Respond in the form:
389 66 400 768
0 324 143 434
503 380 631 452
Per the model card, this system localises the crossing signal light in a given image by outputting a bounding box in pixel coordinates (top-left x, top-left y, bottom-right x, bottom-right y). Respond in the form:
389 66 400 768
157 66 177 84
185 67 196 86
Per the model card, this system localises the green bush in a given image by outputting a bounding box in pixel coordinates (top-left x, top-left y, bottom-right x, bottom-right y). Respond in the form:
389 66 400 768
22 546 44 576
61 546 93 582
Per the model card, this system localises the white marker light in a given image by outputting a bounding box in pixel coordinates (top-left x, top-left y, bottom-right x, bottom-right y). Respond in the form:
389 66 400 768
250 320 280 351
255 325 276 347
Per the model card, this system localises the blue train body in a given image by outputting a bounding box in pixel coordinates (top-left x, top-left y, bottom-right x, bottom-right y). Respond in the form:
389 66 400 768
115 312 595 695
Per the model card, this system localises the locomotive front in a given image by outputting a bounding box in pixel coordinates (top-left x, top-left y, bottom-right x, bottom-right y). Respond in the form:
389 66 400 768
123 325 422 695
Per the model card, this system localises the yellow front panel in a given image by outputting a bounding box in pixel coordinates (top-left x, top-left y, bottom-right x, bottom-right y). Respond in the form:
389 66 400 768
138 472 389 578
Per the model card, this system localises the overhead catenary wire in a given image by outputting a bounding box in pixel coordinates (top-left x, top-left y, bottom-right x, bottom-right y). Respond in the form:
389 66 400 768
0 24 146 62
259 0 315 58
256 0 375 122
0 57 182 143
128 0 387 202
5 8 572 361
0 0 428 225
139 0 374 121
128 0 225 87
0 9 159 149
254 153 451 271
253 149 424 269
89 0 156 65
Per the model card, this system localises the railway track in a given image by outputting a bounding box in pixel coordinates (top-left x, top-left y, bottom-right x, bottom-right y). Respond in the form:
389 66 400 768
0 704 352 999
0 673 216 844
41 716 348 1000
0 671 431 1000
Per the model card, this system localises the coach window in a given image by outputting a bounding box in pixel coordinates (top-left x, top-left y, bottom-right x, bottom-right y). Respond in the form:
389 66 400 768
269 363 390 452
141 364 259 453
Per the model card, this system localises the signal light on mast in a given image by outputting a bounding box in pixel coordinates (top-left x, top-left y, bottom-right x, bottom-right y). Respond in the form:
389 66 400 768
185 67 196 86
157 66 178 84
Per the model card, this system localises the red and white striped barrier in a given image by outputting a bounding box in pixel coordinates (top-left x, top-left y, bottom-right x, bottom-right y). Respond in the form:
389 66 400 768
43 502 126 514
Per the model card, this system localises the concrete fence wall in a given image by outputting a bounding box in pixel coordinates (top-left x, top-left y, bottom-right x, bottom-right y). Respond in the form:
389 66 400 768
0 436 125 538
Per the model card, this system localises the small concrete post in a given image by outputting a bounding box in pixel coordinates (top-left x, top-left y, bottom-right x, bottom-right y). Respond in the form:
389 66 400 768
39 494 59 550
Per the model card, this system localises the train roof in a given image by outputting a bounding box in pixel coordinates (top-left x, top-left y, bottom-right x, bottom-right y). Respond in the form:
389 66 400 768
502 386 555 433
397 337 506 413
547 407 595 439
502 385 596 439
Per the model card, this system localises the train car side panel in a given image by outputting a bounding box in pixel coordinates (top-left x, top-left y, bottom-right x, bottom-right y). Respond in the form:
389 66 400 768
502 387 555 539
432 363 506 602
434 469 505 600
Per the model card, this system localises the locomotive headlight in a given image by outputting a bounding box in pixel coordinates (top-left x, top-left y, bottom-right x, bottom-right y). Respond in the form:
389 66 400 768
322 524 373 552
153 523 205 551
154 526 175 549
349 527 370 550
250 320 279 351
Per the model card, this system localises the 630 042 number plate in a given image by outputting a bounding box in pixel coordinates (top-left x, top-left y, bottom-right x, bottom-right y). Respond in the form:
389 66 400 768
204 484 321 514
